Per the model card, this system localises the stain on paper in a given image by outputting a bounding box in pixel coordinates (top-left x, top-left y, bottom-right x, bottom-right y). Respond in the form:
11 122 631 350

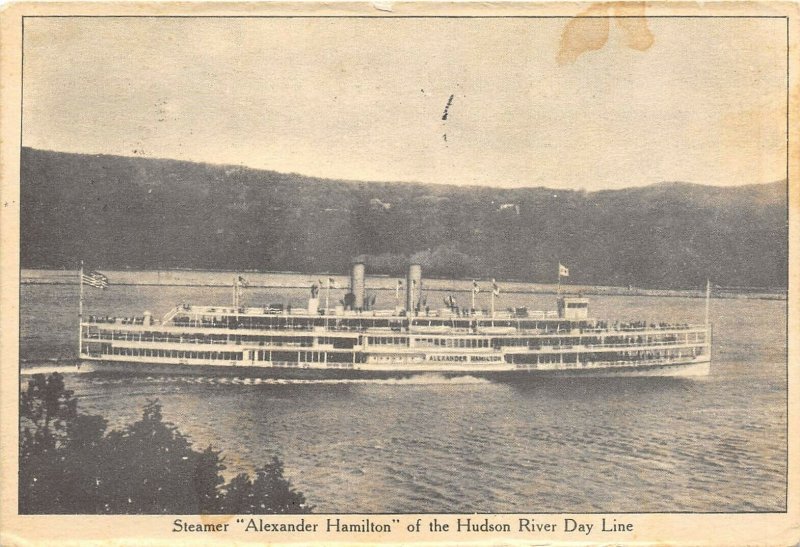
615 3 655 52
558 3 654 66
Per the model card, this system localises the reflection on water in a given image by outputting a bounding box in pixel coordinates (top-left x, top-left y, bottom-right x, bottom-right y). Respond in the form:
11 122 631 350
19 282 787 512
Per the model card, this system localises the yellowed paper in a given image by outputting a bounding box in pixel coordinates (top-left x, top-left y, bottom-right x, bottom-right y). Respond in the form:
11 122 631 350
1 2 798 545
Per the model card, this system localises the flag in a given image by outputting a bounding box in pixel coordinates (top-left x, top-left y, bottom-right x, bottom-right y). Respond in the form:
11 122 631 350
492 279 500 297
559 264 569 277
237 275 249 287
472 280 480 294
395 279 403 298
82 270 109 289
328 277 337 288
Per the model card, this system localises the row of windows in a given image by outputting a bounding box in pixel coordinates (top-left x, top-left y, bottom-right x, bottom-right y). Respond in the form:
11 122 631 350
107 346 360 364
254 350 356 363
174 315 405 330
90 331 360 348
109 347 243 360
366 337 408 345
506 348 702 364
412 338 491 348
90 328 700 346
171 315 593 332
366 337 497 348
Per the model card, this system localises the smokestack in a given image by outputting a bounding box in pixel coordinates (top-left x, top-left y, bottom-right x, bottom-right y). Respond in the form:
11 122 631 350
406 264 422 312
350 262 365 310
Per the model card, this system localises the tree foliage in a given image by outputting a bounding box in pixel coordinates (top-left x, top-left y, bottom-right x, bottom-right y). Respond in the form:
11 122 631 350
21 147 787 289
19 373 312 514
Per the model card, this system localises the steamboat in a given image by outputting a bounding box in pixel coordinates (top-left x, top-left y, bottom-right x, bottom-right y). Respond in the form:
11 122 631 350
78 264 711 379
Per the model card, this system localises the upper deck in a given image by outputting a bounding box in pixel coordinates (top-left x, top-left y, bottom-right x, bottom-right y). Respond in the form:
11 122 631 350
84 302 705 337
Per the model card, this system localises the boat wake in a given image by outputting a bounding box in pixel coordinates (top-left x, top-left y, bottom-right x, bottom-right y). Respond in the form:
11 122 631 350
20 361 85 376
47 373 495 387
151 373 493 386
364 374 492 386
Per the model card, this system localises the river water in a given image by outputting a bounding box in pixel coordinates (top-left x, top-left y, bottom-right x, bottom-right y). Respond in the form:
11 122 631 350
19 279 787 513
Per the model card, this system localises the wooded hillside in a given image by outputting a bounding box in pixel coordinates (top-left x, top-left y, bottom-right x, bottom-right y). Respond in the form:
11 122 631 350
20 148 787 289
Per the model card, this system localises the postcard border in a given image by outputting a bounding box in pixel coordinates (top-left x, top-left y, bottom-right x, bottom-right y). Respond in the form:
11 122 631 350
14 10 792 517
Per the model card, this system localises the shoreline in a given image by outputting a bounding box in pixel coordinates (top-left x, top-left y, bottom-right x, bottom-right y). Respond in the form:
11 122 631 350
20 269 787 301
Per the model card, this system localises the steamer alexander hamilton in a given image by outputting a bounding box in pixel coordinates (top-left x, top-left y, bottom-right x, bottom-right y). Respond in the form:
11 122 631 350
77 262 712 379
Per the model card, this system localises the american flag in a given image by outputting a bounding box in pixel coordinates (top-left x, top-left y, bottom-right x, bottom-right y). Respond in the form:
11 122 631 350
82 270 109 289
492 279 500 297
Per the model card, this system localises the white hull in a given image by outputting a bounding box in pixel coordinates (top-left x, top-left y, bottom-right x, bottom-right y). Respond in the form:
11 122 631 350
76 356 710 380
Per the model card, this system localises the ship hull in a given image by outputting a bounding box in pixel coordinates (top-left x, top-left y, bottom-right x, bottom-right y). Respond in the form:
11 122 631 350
75 358 710 380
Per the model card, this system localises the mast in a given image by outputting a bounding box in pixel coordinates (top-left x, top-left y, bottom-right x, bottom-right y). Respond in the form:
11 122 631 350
557 268 561 295
704 279 712 362
78 261 84 357
490 279 497 318
471 281 476 314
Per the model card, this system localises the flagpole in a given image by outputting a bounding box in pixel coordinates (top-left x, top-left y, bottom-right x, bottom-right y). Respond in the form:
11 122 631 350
705 278 711 326
471 281 476 314
325 278 330 314
78 260 84 357
557 268 561 296
490 280 495 318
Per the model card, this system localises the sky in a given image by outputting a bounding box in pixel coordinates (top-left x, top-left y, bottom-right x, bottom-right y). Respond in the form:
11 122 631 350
22 16 788 189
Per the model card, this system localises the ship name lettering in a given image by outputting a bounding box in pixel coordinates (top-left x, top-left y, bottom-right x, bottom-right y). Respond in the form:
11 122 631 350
326 518 392 533
427 355 467 362
243 518 317 532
